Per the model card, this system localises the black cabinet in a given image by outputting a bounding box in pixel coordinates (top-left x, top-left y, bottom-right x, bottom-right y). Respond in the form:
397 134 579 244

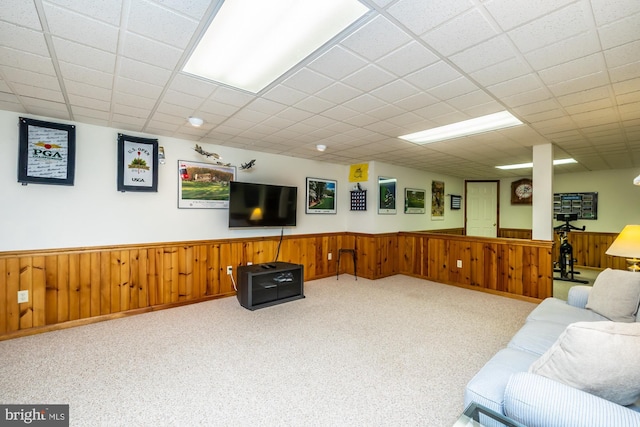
237 262 304 310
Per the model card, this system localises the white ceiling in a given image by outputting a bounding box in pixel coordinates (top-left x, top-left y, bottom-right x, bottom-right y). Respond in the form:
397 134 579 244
0 0 639 179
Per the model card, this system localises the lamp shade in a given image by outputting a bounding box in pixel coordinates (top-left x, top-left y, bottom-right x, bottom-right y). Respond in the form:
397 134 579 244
606 225 640 258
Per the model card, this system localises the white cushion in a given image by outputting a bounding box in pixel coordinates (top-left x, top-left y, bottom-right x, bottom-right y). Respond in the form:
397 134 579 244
529 321 640 406
586 268 640 322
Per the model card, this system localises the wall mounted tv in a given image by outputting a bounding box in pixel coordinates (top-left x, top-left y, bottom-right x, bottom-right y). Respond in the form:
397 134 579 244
228 181 298 228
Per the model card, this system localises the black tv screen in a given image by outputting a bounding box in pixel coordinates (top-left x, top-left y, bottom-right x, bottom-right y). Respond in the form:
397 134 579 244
228 181 297 228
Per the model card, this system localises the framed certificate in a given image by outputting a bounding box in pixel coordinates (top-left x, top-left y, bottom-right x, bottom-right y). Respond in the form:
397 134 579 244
117 133 159 192
18 117 76 186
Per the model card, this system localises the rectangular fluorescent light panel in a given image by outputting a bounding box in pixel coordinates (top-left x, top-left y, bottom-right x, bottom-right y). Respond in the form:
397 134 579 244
399 111 523 144
183 0 369 93
496 158 577 170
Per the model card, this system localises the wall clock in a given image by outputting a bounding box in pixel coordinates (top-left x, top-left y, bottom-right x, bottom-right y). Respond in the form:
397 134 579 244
511 178 532 204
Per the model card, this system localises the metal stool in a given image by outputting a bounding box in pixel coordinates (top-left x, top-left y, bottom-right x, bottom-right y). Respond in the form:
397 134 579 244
337 248 357 280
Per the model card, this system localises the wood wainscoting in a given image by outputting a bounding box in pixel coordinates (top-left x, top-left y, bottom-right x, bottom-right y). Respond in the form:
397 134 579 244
1 231 554 340
398 232 553 300
551 230 623 270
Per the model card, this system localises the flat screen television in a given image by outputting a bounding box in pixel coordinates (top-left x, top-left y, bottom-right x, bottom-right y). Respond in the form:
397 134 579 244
228 181 297 228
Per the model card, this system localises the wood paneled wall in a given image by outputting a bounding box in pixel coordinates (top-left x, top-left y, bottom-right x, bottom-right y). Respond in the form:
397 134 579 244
552 231 623 270
398 232 553 300
1 230 555 340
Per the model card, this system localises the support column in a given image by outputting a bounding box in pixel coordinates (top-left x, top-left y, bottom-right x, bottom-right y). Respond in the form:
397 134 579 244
532 144 553 241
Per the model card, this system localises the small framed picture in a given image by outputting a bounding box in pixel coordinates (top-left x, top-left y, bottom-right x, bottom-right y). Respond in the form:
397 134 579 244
117 134 159 192
18 117 76 186
306 177 337 214
404 188 426 214
178 160 236 209
378 176 397 214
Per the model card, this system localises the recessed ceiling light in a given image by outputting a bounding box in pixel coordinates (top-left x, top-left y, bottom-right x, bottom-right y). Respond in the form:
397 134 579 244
183 0 369 93
188 117 204 127
316 144 327 152
398 111 523 144
495 158 577 170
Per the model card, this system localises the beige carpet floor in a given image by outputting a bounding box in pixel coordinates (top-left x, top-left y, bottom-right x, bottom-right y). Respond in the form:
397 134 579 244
0 275 537 427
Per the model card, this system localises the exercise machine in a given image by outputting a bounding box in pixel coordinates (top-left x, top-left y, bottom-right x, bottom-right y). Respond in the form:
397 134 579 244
553 213 589 284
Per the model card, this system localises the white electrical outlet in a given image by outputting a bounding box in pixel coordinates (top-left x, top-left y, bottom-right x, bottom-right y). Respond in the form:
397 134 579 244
17 290 29 304
226 265 232 275
247 262 253 266
456 260 462 268
328 252 332 260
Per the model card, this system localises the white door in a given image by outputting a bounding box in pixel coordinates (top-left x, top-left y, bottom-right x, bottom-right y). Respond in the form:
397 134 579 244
466 181 498 237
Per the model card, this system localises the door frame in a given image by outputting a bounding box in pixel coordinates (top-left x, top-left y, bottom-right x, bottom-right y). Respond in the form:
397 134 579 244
464 180 500 236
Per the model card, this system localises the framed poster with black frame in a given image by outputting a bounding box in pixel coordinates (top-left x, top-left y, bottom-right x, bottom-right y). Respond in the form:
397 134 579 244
117 134 159 192
305 177 337 214
18 117 76 186
378 176 397 214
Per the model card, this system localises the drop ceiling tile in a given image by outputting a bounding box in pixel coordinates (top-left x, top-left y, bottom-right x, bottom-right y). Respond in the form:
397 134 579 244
127 0 198 49
341 16 412 61
524 31 601 71
376 41 439 77
293 96 333 114
447 90 497 111
59 62 113 89
315 83 362 104
501 87 551 108
484 0 575 31
156 102 193 119
0 47 55 74
113 91 155 109
122 32 182 71
393 92 439 111
71 106 109 120
112 103 151 118
429 77 479 100
52 37 115 73
470 57 531 87
341 64 396 92
598 14 640 50
370 80 419 103
308 46 368 81
557 86 610 107
507 2 589 53
67 94 109 111
422 8 498 56
116 77 162 99
162 89 205 110
262 85 308 106
282 69 334 95
1 67 60 91
547 72 610 97
208 86 254 107
148 0 211 19
0 22 49 56
604 40 640 68
64 81 111 102
539 54 604 86
387 0 473 36
343 94 387 114
168 74 216 99
45 0 122 25
591 0 640 26
608 61 640 83
118 58 172 87
487 74 542 99
243 98 288 116
43 3 119 52
404 61 461 91
0 0 41 29
450 35 516 74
